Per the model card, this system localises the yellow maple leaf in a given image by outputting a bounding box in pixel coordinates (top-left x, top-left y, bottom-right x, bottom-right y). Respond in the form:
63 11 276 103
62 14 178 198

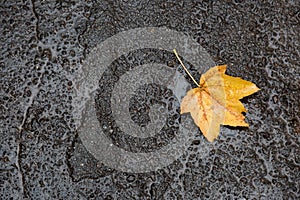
174 49 260 142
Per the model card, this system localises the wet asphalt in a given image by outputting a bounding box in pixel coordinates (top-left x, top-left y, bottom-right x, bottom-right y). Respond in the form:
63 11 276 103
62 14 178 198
1 1 299 199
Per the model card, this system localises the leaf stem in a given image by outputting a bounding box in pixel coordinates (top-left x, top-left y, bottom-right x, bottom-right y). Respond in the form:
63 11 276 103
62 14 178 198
173 49 200 87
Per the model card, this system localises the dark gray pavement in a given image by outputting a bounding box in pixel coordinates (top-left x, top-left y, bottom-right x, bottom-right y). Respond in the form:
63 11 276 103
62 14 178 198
1 1 299 199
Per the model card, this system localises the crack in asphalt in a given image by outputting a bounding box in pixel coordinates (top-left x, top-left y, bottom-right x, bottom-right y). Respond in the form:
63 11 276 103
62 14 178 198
16 65 45 198
30 0 40 41
12 1 42 197
15 136 24 197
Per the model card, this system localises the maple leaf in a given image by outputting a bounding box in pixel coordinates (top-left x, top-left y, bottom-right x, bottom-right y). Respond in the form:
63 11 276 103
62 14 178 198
174 49 260 142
